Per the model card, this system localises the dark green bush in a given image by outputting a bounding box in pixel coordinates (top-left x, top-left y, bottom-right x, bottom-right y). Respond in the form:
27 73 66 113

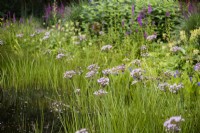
77 0 182 41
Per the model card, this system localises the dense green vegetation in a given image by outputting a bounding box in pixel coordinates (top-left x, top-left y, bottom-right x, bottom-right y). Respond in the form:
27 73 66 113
0 0 200 132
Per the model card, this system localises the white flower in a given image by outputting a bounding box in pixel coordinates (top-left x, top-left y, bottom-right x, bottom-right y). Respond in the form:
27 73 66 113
30 33 35 37
75 89 81 94
131 80 138 85
75 128 88 133
16 33 24 38
79 34 86 41
45 31 50 36
146 34 157 41
99 31 104 35
0 40 3 45
42 35 50 40
101 45 112 51
93 89 108 96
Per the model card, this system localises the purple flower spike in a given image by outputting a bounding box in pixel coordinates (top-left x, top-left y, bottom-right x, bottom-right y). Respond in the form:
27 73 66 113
188 3 193 13
13 13 16 23
58 2 65 18
166 11 170 17
148 5 152 14
189 76 192 82
144 32 147 39
121 19 125 27
197 82 200 86
19 17 24 23
137 16 142 27
131 5 135 16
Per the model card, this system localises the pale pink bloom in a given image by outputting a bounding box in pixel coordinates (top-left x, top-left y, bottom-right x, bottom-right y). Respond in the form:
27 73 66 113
97 77 109 87
16 33 23 38
85 71 97 78
101 45 112 51
93 89 108 96
87 64 100 71
56 53 65 59
63 70 76 78
146 34 157 41
164 116 184 132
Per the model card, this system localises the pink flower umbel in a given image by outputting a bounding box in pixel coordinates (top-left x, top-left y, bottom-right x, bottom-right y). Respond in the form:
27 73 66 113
16 33 24 38
93 89 108 96
164 116 184 132
87 64 100 71
146 34 157 41
170 46 183 53
97 77 109 87
63 70 76 79
56 53 65 59
194 63 200 71
101 45 112 51
130 68 144 81
85 71 97 78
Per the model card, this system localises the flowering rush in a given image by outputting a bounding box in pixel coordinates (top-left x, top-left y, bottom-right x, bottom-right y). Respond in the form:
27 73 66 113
56 53 65 59
16 33 24 38
93 89 108 96
63 70 76 78
87 64 100 71
146 34 157 41
170 46 183 53
85 70 97 78
97 77 109 87
164 116 184 132
101 45 112 51
132 59 141 67
42 31 50 40
102 69 112 76
102 64 125 76
130 68 144 80
194 63 200 71
158 83 169 92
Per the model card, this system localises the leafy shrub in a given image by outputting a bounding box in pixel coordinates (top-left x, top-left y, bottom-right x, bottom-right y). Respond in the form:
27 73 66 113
134 0 182 41
79 0 134 34
78 0 181 41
